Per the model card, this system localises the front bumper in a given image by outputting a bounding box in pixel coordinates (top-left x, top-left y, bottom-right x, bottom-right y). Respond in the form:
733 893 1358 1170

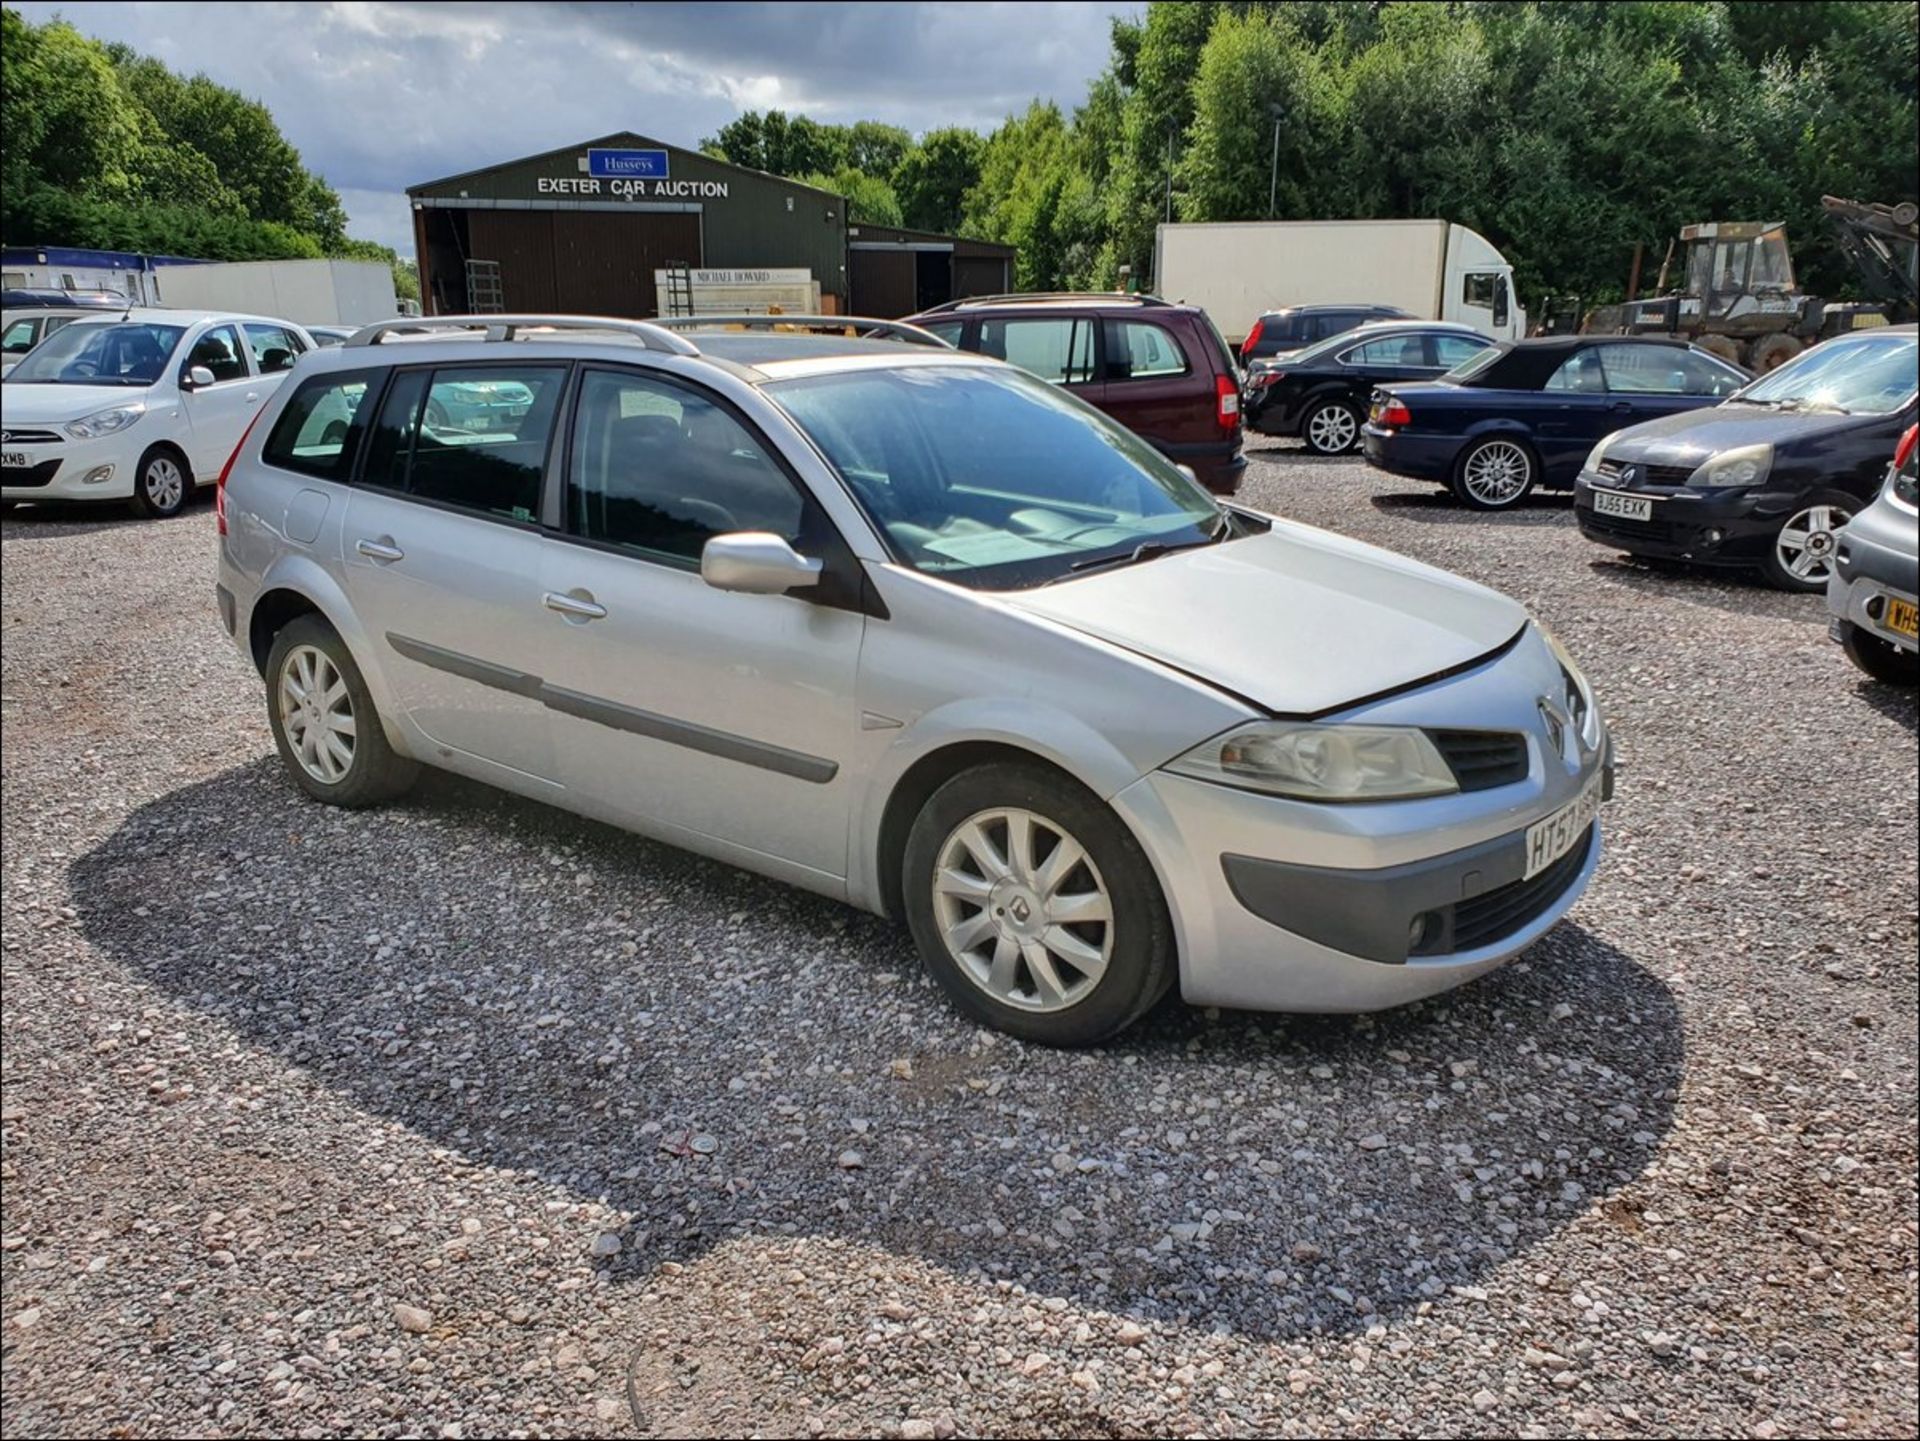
1573 470 1798 565
1361 425 1454 483
1111 627 1611 1013
0 431 134 502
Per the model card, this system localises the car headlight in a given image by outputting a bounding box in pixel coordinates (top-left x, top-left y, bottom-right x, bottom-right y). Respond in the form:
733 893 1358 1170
65 403 147 440
1165 722 1458 801
1583 438 1610 474
1540 625 1603 749
1687 442 1771 489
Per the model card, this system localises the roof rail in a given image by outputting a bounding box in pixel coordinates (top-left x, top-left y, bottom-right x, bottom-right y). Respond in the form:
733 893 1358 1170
916 291 1173 314
344 314 700 356
649 314 952 348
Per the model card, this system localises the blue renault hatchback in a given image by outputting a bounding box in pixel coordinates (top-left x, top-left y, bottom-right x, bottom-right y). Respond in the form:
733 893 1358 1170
1362 336 1749 510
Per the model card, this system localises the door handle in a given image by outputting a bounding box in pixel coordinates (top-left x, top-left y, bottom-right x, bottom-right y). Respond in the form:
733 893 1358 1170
543 590 607 621
355 538 404 562
245 392 260 402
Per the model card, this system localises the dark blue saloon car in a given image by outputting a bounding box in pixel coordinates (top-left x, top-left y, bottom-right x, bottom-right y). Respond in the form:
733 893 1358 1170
1361 337 1750 510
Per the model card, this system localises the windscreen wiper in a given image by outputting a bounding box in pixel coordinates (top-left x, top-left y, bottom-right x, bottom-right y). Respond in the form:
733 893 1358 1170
1068 514 1230 575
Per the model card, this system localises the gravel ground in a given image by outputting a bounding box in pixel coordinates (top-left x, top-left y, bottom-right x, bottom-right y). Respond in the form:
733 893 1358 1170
3 449 1915 1440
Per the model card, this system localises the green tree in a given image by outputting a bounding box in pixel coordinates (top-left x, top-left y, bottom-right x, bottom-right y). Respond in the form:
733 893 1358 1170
843 120 913 180
794 167 904 227
892 127 984 233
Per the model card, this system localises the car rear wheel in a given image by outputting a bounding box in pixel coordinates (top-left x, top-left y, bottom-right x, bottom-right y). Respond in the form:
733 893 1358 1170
1302 398 1362 456
129 445 190 519
902 762 1175 1046
1839 622 1919 686
265 615 419 807
1761 491 1855 592
1451 437 1537 510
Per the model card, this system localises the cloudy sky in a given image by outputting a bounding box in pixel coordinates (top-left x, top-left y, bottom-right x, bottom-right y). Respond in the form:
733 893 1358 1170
18 1 1138 254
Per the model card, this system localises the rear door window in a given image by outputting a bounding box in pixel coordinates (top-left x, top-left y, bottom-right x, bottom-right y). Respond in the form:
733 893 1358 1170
919 319 965 347
244 323 305 374
1600 345 1744 396
1430 333 1492 369
1544 351 1608 393
364 364 568 523
1343 335 1429 367
1108 320 1190 381
261 370 377 480
978 317 1097 385
2 318 40 354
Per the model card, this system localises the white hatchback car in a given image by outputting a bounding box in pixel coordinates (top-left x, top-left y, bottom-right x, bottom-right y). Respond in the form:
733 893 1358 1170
2 308 314 517
218 314 1613 1046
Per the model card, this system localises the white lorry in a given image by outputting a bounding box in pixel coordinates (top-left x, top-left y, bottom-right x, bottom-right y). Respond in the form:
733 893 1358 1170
1154 219 1526 345
154 259 399 326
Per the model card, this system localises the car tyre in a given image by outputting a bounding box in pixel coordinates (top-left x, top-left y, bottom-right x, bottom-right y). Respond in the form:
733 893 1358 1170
903 761 1175 1046
265 615 419 807
1450 436 1538 510
1839 622 1919 686
1301 398 1362 456
1760 489 1856 593
129 444 192 519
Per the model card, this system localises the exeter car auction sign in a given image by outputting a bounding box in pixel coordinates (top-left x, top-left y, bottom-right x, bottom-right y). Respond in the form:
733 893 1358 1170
536 148 731 201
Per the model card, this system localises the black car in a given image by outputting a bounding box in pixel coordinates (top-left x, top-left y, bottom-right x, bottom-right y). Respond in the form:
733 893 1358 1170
1575 326 1919 592
1240 303 1410 366
0 287 127 310
1243 322 1496 454
1362 336 1750 509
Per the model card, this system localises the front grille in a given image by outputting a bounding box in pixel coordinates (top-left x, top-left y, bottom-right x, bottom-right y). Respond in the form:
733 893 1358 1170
0 429 63 446
1451 826 1594 951
1596 459 1691 488
1579 505 1683 544
1 459 60 489
1428 729 1529 792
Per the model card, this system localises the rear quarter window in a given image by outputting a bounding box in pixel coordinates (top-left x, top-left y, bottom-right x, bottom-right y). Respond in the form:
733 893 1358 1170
261 370 379 481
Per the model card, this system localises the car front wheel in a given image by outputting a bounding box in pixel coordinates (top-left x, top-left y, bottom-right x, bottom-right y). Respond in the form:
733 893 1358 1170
1451 437 1537 510
902 762 1175 1046
265 615 419 807
130 445 191 518
1761 492 1855 592
1302 398 1362 456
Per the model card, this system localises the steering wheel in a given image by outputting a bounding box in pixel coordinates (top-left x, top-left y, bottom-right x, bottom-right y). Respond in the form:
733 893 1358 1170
67 360 100 378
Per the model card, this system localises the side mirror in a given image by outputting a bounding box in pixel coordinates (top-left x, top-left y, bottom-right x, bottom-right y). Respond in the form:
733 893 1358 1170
183 364 216 390
700 532 823 595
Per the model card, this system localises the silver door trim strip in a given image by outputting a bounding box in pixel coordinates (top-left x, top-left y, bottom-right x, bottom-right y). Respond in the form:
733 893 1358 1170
385 632 839 785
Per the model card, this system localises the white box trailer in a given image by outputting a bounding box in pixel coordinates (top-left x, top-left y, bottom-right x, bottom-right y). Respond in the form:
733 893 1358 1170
154 259 399 325
1154 220 1526 345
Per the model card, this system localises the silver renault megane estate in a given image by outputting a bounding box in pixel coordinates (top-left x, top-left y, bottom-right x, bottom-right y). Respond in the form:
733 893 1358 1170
216 314 1613 1045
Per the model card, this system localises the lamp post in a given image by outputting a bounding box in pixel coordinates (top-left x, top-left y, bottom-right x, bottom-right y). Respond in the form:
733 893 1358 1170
1268 103 1285 219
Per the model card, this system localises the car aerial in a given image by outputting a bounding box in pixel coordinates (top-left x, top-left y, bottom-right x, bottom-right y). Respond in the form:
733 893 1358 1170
1827 423 1918 685
1 306 92 378
1239 303 1412 366
1575 326 1920 592
904 292 1247 496
1243 321 1497 455
1362 336 1751 510
218 312 1613 1047
304 325 360 347
1 307 315 518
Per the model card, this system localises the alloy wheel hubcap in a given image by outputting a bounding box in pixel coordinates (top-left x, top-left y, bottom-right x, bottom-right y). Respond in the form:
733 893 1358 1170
1463 442 1530 504
932 807 1112 1013
278 645 356 784
1777 504 1850 582
146 458 184 511
1309 406 1356 452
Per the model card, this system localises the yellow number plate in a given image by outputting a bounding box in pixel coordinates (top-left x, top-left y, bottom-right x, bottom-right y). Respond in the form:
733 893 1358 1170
1886 596 1919 640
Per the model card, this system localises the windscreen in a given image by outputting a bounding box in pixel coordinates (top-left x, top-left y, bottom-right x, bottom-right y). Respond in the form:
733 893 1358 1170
769 363 1222 591
1734 333 1918 415
5 321 186 386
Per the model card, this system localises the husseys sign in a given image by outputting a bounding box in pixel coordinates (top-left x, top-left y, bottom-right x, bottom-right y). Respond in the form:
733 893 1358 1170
533 148 730 201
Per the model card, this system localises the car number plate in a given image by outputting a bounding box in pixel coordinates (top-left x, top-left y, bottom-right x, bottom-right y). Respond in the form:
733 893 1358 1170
1885 595 1919 640
1523 773 1602 880
1593 490 1652 522
1 450 28 469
